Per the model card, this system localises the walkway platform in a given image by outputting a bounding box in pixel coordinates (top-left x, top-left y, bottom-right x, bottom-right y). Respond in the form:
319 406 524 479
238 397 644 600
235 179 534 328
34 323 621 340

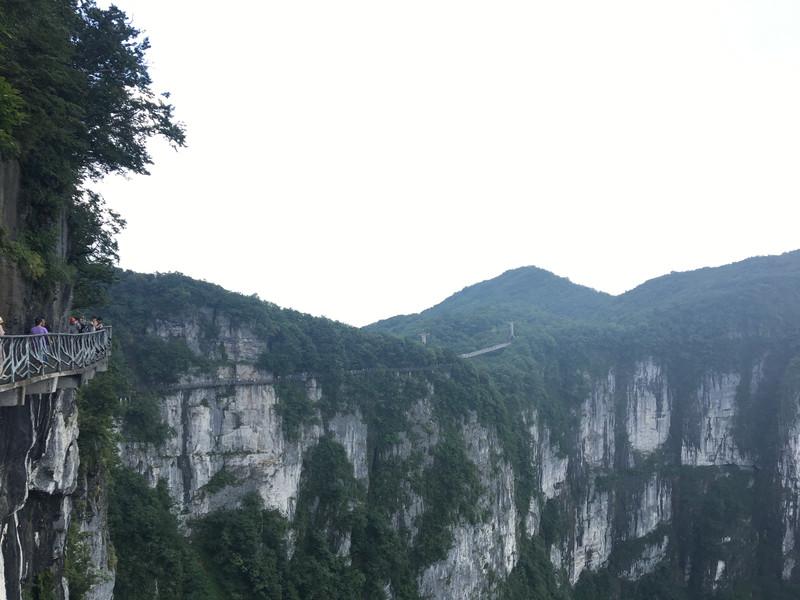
0 329 112 406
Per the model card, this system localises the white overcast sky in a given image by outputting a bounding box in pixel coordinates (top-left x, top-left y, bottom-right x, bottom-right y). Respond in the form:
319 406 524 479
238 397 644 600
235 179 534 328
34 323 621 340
94 1 800 326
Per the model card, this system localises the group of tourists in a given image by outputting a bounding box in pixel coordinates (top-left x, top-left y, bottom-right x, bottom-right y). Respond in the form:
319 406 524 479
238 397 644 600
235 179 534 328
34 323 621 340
66 315 104 334
0 315 106 372
0 315 104 337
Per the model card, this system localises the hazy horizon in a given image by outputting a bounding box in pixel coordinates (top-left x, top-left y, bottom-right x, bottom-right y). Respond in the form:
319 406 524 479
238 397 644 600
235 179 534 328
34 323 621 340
122 248 798 327
95 1 800 326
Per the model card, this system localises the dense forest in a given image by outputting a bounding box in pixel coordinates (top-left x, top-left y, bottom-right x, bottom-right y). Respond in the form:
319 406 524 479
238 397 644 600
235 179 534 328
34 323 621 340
70 256 800 599
0 0 184 312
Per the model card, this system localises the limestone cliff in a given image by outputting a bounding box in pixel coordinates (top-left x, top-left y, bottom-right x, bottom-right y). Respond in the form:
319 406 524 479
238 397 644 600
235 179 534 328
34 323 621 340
78 258 800 598
116 301 800 598
0 391 85 600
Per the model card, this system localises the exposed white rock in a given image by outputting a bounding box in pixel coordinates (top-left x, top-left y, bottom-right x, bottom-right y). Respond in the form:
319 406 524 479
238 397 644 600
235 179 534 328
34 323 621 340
779 410 800 579
539 427 568 500
626 360 671 455
622 535 669 580
326 411 369 483
680 373 749 467
388 399 439 543
526 496 541 537
336 531 352 560
783 528 796 582
580 372 615 468
82 494 115 600
627 474 671 540
550 544 565 576
30 391 80 495
713 560 726 590
569 482 613 584
121 379 324 520
152 312 264 364
418 416 517 600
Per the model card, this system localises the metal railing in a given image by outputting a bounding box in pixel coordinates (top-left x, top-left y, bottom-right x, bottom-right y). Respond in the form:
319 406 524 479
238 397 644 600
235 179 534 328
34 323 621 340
0 328 112 386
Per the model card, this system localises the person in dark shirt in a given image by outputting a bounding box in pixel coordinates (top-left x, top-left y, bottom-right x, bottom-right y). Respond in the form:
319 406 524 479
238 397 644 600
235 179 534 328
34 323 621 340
82 315 94 333
67 316 82 334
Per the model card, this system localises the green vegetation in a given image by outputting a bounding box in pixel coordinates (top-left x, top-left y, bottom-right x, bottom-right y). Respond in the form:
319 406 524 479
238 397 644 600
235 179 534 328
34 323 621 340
0 0 184 307
201 468 238 496
87 252 800 599
500 536 569 600
109 468 212 600
64 519 101 600
21 571 55 600
412 430 482 568
6 3 800 599
110 439 411 600
274 380 318 441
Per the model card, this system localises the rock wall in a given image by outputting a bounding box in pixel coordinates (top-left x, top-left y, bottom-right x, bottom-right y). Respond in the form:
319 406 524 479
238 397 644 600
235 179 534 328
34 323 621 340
123 378 322 520
680 373 750 467
579 371 615 468
0 160 26 333
0 391 87 600
780 389 800 581
122 312 800 600
122 364 522 599
418 416 518 599
0 159 72 332
626 359 671 456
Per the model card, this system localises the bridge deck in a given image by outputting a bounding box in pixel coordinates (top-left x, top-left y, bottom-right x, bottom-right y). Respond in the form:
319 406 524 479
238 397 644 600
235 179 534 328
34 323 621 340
0 329 112 406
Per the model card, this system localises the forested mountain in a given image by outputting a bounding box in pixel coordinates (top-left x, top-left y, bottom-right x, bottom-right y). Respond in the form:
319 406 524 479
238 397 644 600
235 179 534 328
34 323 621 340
369 251 800 350
72 254 800 600
2 3 800 599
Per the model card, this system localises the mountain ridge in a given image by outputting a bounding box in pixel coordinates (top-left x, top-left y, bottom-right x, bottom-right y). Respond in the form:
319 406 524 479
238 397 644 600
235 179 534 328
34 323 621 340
367 250 800 351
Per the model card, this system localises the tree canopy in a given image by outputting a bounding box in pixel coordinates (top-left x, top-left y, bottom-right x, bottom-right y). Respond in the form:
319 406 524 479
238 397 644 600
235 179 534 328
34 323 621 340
0 0 185 305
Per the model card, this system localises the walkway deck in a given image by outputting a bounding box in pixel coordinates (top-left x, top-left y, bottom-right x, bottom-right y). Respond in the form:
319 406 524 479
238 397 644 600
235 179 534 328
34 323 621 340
0 328 112 406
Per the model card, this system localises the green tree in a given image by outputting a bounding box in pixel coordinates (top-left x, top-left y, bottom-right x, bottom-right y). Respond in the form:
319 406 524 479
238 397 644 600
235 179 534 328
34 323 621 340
0 0 185 304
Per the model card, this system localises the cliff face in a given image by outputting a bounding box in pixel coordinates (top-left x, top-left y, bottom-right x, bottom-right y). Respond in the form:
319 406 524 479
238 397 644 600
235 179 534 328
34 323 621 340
0 159 108 599
0 390 101 600
120 359 521 598
0 160 25 332
115 301 800 598
0 160 72 333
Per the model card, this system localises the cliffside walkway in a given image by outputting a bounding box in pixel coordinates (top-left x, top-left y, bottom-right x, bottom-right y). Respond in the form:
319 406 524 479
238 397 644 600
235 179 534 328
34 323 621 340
162 351 514 393
0 328 112 406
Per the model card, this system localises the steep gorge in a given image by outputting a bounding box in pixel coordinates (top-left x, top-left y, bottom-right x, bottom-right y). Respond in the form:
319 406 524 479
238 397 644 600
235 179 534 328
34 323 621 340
80 258 800 599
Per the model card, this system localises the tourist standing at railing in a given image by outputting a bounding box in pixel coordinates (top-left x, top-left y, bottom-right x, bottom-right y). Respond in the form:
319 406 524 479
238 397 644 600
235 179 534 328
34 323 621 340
67 316 82 334
30 318 49 363
30 318 48 336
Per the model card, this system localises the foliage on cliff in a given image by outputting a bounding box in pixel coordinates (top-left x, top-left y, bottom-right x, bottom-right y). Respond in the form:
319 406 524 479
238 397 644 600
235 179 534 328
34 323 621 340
0 0 184 307
110 440 416 600
369 252 800 352
104 269 449 378
98 254 800 599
